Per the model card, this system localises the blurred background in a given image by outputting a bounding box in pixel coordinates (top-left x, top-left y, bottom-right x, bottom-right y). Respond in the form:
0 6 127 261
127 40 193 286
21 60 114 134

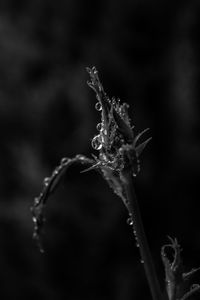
1 0 200 299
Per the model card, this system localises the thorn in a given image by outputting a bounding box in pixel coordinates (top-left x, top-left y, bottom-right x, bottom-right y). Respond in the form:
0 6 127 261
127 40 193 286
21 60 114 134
183 267 200 281
135 137 152 156
133 128 150 147
80 162 101 173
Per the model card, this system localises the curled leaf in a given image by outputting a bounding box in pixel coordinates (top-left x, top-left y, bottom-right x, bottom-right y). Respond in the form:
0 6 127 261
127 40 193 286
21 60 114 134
31 155 94 252
161 237 200 300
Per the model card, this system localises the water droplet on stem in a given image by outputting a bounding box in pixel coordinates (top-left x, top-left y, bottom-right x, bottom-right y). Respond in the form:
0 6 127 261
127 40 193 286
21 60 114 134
61 157 69 164
91 135 102 150
44 177 50 186
127 217 133 226
34 197 39 205
96 123 102 131
95 102 102 111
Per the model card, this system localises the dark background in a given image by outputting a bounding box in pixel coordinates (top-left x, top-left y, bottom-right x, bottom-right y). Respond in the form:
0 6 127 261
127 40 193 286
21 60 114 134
1 0 200 299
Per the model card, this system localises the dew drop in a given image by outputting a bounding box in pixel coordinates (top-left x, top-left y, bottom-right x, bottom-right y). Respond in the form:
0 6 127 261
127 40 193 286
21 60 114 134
103 129 107 135
133 230 137 237
92 67 97 74
91 135 102 150
61 157 69 164
124 199 129 206
95 102 102 111
96 123 102 131
32 216 37 224
34 197 39 206
140 259 144 264
136 242 139 248
53 170 58 176
112 98 116 106
127 217 133 226
76 155 84 160
44 177 50 186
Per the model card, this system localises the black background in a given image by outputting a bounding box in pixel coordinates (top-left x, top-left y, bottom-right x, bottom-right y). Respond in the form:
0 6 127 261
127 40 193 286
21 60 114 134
1 0 200 299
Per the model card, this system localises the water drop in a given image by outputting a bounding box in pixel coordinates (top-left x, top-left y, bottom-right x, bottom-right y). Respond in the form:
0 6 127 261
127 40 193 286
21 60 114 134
32 216 37 224
92 67 97 74
127 217 133 226
140 259 144 264
61 157 69 164
44 177 50 186
133 172 137 177
133 230 137 237
136 242 139 248
112 98 116 106
76 155 84 160
34 197 39 205
91 135 102 150
53 169 59 176
95 102 102 111
103 129 107 135
96 123 102 131
99 153 107 161
124 199 129 206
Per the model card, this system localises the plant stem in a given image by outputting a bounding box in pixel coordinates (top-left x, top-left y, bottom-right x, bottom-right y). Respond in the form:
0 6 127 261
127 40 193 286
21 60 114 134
123 171 163 300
